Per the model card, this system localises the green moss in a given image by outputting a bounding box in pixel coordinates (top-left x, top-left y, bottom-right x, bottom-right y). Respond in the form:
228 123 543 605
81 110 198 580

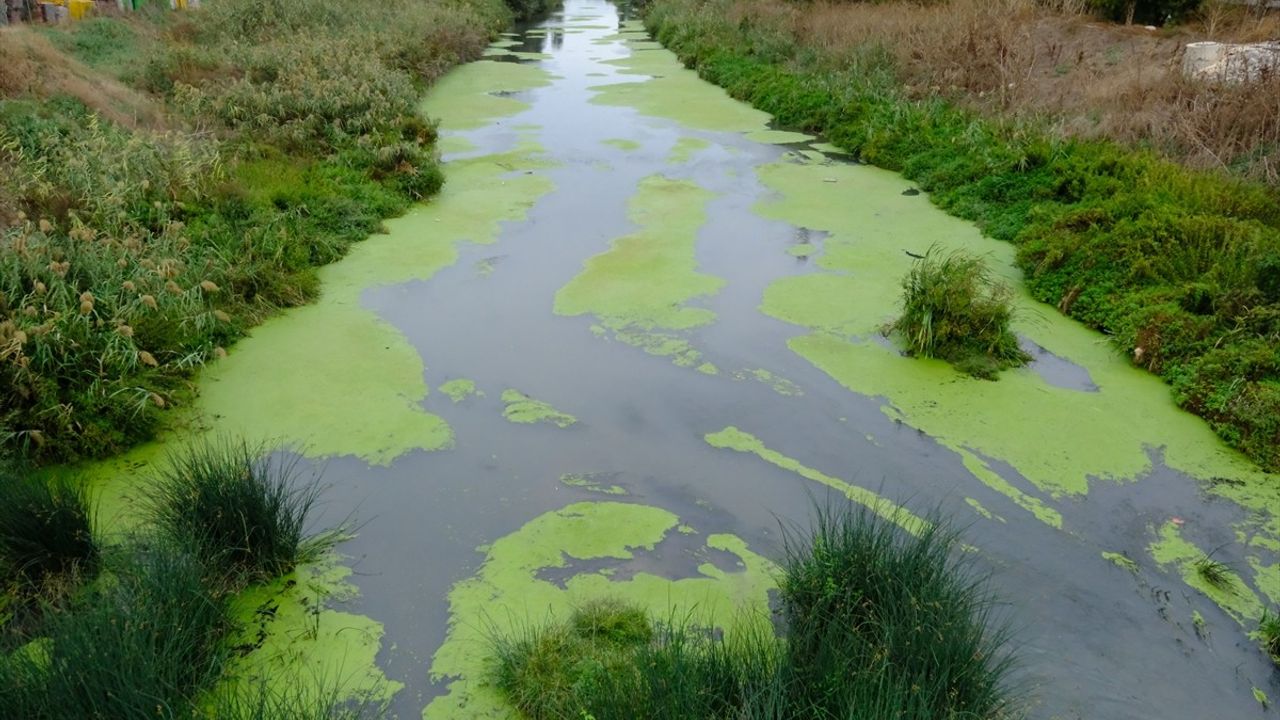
422 501 776 719
1102 551 1139 573
218 552 400 706
602 138 642 151
196 145 554 465
705 426 929 536
1149 521 1264 623
419 61 556 131
560 474 628 495
440 379 482 403
667 136 710 164
502 390 578 428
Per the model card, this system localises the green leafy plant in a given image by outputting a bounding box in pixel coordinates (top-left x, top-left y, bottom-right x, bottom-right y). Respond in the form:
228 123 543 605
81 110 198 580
891 246 1031 379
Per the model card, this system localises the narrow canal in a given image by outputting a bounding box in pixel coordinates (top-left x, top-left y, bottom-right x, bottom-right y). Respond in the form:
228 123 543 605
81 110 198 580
86 1 1280 717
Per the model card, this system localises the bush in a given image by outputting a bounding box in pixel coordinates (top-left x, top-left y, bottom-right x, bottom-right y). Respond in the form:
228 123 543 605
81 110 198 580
891 247 1030 379
145 439 339 586
0 467 97 596
492 504 1017 719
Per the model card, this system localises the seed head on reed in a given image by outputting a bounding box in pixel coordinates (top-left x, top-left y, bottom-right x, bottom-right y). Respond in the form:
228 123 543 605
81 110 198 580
139 350 158 367
141 294 157 308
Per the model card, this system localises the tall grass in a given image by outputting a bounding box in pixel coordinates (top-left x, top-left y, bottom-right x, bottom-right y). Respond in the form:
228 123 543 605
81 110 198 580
0 540 232 720
0 466 97 596
891 247 1030 379
492 505 1018 719
145 439 341 586
0 0 517 464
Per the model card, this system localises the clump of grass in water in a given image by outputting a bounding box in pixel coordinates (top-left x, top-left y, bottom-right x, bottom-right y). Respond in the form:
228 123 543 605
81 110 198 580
891 246 1031 380
0 466 97 600
491 504 1018 719
145 438 343 586
1194 555 1235 591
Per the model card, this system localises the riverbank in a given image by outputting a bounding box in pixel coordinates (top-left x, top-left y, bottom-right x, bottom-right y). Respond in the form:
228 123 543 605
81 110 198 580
0 0 546 464
644 0 1280 472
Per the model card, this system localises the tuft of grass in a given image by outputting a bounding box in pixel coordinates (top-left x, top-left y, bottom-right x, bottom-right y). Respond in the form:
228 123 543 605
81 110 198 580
0 466 97 597
492 504 1018 719
1194 556 1235 590
145 439 340 586
1258 610 1280 663
11 540 233 719
891 247 1031 380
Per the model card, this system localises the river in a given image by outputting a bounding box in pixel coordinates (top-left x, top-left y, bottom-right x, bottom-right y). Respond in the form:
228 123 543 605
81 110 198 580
83 1 1280 717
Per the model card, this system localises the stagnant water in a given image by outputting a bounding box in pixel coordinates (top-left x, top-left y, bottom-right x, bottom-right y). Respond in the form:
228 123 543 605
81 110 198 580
82 2 1280 718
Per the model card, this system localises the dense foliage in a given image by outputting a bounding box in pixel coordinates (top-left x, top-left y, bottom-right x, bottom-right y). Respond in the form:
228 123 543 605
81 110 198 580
0 443 360 718
0 0 516 463
646 0 1280 471
492 506 1016 718
891 248 1030 379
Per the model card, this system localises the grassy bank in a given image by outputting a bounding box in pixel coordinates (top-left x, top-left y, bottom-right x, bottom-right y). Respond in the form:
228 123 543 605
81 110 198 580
491 505 1017 719
645 0 1280 471
0 441 359 718
0 0 548 464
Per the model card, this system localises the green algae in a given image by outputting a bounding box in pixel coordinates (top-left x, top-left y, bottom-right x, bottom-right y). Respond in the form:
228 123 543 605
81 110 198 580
219 552 400 706
482 48 551 61
809 142 847 155
705 426 929 536
602 138 642 151
1102 551 1139 573
440 379 482 403
1149 521 1264 623
752 158 1275 511
195 144 555 466
590 47 773 133
502 389 578 428
743 129 815 145
667 136 710 164
438 134 478 155
560 473 627 495
965 497 1004 523
420 61 555 131
421 501 777 719
786 243 816 258
555 175 724 368
733 368 802 396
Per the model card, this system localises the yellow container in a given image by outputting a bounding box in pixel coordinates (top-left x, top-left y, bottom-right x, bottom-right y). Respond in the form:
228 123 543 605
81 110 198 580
68 0 92 19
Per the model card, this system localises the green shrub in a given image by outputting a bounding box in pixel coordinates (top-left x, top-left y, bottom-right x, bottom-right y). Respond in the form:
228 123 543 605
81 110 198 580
0 467 97 597
145 439 340 586
891 247 1030 379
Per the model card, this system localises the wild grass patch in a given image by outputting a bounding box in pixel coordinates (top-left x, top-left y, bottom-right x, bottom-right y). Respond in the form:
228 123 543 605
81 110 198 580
492 504 1018 719
145 439 342 586
890 247 1030 379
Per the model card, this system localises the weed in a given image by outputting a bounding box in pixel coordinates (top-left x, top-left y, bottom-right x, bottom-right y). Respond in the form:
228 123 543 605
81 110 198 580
0 466 97 596
1194 556 1234 590
1258 610 1280 662
891 247 1031 379
145 439 340 586
209 679 389 719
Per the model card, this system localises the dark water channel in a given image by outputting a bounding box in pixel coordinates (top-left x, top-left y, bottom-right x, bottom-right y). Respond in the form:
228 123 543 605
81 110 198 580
232 3 1280 718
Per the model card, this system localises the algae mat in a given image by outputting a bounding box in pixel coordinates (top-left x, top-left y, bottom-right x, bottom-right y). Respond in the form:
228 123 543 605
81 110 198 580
70 0 1280 717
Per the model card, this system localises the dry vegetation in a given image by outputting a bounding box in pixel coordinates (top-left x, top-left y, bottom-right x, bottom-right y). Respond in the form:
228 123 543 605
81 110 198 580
757 0 1280 184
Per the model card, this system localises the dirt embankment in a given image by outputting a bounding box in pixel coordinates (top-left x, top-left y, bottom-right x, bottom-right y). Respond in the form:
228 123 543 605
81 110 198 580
786 0 1280 184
